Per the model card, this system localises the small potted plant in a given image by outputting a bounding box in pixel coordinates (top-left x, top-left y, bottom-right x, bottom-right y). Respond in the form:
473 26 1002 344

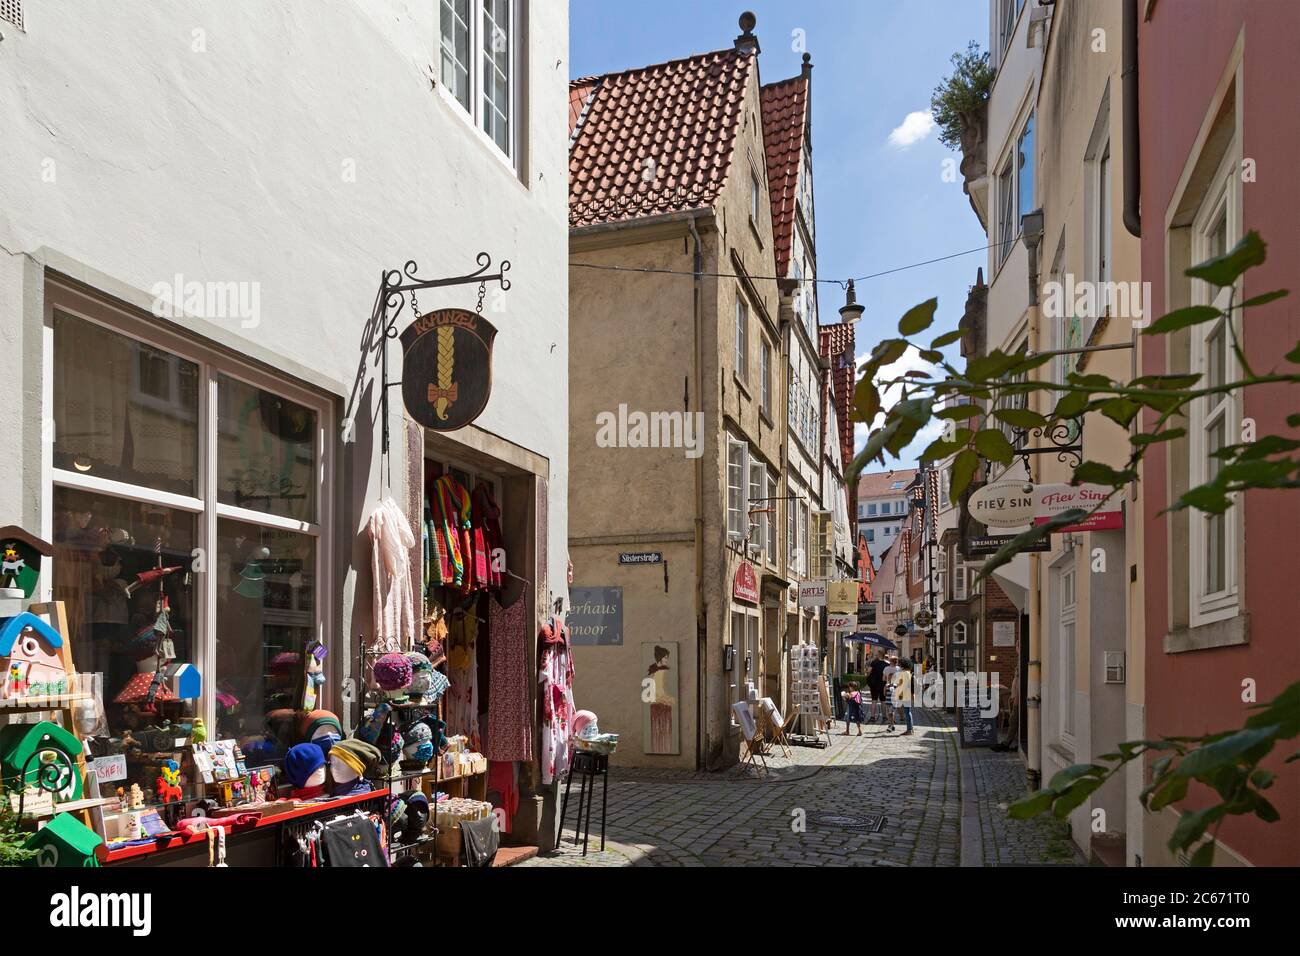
931 41 994 220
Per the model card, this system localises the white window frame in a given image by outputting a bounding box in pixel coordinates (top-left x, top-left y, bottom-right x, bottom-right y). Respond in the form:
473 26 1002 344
727 436 748 541
437 0 522 170
748 458 765 556
759 337 772 417
42 283 334 737
766 470 779 562
1188 149 1242 627
882 592 893 614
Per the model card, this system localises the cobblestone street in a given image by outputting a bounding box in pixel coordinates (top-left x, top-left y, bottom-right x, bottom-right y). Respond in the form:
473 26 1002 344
520 709 1085 868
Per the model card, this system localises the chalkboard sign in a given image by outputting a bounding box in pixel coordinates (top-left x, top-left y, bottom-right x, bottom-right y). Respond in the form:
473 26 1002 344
956 685 997 748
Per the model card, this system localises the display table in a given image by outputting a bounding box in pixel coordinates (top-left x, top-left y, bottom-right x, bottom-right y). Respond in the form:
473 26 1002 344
102 787 391 867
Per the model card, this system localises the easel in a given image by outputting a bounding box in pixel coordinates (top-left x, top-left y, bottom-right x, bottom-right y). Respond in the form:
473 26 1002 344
733 701 768 775
2 601 99 830
757 698 793 758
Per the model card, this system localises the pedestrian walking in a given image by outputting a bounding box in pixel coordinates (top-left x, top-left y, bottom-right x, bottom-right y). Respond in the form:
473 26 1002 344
839 681 864 736
893 660 915 735
865 651 889 722
882 655 900 731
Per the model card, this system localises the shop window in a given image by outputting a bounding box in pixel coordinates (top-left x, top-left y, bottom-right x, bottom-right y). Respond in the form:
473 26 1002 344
727 437 747 540
217 374 318 523
214 519 317 761
748 459 765 556
53 312 199 496
49 303 328 808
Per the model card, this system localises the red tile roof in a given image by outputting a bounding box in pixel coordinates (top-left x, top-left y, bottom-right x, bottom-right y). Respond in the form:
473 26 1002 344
568 49 755 229
857 468 919 500
819 321 856 473
759 74 809 278
569 78 599 138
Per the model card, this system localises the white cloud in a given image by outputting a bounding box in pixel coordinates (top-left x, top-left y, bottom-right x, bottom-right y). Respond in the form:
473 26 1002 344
887 110 936 150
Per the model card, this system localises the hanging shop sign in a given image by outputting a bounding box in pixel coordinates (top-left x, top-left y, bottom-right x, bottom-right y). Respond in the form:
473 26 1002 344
733 562 760 604
797 580 827 608
619 551 663 565
826 612 855 632
399 309 497 431
857 604 877 626
968 481 1036 529
1033 483 1123 532
915 608 934 629
825 581 857 615
568 587 623 646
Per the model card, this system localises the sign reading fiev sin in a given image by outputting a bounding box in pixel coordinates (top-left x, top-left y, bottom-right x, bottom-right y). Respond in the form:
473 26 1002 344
400 309 497 431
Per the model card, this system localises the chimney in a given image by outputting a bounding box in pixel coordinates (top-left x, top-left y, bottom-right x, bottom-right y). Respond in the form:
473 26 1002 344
734 11 761 55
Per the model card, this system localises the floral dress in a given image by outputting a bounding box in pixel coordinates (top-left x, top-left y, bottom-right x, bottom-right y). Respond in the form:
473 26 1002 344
538 617 575 785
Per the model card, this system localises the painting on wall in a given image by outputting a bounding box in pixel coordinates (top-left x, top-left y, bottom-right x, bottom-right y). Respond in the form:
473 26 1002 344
641 641 679 755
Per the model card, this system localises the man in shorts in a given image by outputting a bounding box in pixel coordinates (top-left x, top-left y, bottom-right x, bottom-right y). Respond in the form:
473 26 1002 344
865 651 889 722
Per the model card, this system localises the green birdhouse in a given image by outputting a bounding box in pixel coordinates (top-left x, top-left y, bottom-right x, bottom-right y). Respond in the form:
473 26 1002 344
25 811 102 867
0 721 84 802
0 527 54 600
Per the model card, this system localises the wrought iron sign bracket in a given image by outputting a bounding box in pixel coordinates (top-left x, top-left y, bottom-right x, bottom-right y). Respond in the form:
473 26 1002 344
375 252 511 456
1011 418 1084 474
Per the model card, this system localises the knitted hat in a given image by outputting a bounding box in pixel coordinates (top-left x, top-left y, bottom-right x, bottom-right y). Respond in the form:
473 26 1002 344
330 738 381 779
299 710 343 743
283 743 326 789
374 652 413 692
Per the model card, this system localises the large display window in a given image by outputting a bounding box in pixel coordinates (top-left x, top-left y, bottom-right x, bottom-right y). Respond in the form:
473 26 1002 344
47 293 332 809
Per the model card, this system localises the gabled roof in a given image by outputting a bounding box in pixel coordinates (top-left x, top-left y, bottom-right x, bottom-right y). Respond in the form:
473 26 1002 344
858 468 919 500
569 49 756 229
759 73 809 277
819 321 856 473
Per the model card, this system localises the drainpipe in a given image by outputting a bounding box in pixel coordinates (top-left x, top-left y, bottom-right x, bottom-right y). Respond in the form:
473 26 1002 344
1122 0 1141 237
689 214 706 771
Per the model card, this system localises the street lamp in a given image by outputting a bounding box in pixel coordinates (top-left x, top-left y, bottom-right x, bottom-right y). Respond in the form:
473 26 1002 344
839 279 865 324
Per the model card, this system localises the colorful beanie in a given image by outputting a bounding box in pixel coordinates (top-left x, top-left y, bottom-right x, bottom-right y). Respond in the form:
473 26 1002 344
330 738 381 779
283 743 326 789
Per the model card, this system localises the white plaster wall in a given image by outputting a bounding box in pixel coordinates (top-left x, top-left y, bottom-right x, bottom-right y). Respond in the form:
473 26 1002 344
0 1 570 620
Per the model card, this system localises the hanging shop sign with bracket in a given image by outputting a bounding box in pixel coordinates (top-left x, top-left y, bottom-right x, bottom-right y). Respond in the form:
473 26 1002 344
399 309 497 431
374 253 511 454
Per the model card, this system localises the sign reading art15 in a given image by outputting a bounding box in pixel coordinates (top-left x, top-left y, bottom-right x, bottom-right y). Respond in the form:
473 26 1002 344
400 309 497 431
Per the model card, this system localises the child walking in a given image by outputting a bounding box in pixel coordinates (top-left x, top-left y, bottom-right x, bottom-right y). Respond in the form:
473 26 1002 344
840 681 864 736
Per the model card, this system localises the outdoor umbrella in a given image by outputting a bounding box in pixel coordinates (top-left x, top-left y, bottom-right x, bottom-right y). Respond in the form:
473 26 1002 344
844 632 898 651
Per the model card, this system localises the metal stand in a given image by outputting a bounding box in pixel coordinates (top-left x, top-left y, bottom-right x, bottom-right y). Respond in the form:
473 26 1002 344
559 751 608 855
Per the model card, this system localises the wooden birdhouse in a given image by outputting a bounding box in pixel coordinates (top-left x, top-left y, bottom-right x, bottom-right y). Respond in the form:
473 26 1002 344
24 811 103 868
0 611 70 700
0 527 54 601
0 720 85 802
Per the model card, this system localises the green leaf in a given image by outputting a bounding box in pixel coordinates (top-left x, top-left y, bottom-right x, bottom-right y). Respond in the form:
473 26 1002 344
992 408 1047 429
1188 841 1216 867
1131 428 1186 446
1099 398 1141 428
1053 391 1090 419
1185 230 1266 287
1169 806 1224 851
1053 778 1104 819
1174 726 1281 780
1287 340 1300 364
1147 774 1190 811
1236 288 1289 309
936 404 983 421
919 349 945 363
1288 413 1300 428
973 428 1015 465
950 448 979 503
1007 790 1056 820
1073 461 1137 486
1142 305 1222 336
930 328 966 349
1047 763 1108 792
1132 374 1203 390
966 350 1023 383
1170 484 1231 515
853 378 881 424
899 298 939 336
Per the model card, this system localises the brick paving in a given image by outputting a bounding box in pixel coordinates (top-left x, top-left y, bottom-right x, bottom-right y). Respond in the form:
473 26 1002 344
519 707 1086 868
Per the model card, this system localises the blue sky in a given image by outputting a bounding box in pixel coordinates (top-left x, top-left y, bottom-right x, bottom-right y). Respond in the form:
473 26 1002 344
571 0 990 468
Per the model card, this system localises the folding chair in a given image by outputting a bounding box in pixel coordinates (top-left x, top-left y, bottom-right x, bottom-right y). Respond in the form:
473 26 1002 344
760 697 793 758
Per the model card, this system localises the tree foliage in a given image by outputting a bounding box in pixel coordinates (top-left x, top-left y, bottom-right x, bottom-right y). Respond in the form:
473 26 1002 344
930 42 994 150
846 233 1297 864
